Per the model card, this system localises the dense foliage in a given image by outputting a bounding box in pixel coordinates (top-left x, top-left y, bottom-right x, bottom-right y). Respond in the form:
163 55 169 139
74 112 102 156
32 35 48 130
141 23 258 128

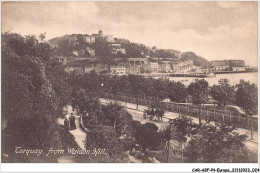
180 52 210 67
235 80 258 116
84 125 126 162
210 79 236 107
185 123 255 163
2 33 73 162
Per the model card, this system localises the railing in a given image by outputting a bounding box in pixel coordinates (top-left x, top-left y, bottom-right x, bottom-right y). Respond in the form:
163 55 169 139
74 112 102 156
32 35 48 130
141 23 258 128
101 92 258 131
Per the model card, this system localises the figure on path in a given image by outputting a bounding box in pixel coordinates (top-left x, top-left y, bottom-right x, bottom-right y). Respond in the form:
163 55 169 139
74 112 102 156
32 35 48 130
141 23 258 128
64 117 70 130
69 113 76 130
151 103 155 112
143 111 147 119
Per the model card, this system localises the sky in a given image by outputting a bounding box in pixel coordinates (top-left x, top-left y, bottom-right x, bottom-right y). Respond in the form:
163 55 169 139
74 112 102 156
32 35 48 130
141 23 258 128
2 1 258 67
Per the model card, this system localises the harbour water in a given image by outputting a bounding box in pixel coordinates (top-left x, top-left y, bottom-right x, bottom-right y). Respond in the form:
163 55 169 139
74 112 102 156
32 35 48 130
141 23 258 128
163 72 258 86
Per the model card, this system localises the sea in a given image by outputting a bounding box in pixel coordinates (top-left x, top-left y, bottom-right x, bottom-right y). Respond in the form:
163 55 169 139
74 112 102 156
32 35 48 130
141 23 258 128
159 72 258 86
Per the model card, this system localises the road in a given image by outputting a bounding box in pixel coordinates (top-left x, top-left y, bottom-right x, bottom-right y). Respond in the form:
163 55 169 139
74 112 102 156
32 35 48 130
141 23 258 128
100 98 258 152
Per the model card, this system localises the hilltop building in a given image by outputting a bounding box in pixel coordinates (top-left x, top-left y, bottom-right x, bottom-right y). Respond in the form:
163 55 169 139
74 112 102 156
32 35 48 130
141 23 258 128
86 47 95 56
104 35 115 43
73 50 85 57
91 30 115 43
83 35 95 44
108 44 126 54
92 30 104 38
67 35 78 46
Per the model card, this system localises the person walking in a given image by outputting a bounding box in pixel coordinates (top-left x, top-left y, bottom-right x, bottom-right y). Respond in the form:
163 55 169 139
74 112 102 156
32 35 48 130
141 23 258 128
143 111 147 119
64 117 70 130
69 113 76 130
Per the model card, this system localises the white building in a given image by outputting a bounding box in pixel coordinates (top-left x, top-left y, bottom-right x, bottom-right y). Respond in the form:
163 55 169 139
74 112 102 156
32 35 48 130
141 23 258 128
67 36 78 46
110 65 126 75
104 35 115 43
65 66 84 74
149 61 159 72
84 36 95 44
159 63 172 73
86 47 95 56
211 60 229 71
232 67 245 71
108 44 126 54
58 56 69 65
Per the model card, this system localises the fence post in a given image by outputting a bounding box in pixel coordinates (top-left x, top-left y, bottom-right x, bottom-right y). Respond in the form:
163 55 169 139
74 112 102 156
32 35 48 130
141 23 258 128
222 112 224 122
229 113 231 123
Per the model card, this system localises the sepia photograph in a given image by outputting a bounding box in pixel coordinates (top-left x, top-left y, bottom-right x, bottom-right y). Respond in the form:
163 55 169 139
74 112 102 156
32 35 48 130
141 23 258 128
1 0 259 171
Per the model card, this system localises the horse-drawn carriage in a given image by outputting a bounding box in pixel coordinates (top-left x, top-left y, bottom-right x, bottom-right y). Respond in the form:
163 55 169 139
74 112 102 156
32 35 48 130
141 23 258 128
143 107 164 121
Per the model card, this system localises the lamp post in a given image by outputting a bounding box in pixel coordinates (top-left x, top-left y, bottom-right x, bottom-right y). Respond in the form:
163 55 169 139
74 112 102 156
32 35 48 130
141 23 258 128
100 78 104 97
101 78 104 87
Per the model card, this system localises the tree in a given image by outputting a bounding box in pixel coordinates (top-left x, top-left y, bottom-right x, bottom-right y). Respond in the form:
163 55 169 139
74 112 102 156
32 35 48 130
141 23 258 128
185 123 253 163
45 58 72 110
180 52 210 67
169 115 194 161
101 103 133 137
135 122 161 151
39 33 46 42
159 125 176 162
210 78 235 108
168 81 187 103
152 78 169 101
235 80 258 140
1 33 73 162
131 120 142 139
187 79 209 125
84 125 125 161
128 75 145 108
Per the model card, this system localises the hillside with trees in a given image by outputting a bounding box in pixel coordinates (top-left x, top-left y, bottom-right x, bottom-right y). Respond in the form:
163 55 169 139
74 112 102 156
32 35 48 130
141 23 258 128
48 33 209 66
180 52 210 67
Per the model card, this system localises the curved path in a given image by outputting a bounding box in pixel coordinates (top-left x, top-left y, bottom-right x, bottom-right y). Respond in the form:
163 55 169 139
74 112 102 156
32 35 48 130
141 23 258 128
57 105 87 163
57 105 142 163
57 105 86 149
